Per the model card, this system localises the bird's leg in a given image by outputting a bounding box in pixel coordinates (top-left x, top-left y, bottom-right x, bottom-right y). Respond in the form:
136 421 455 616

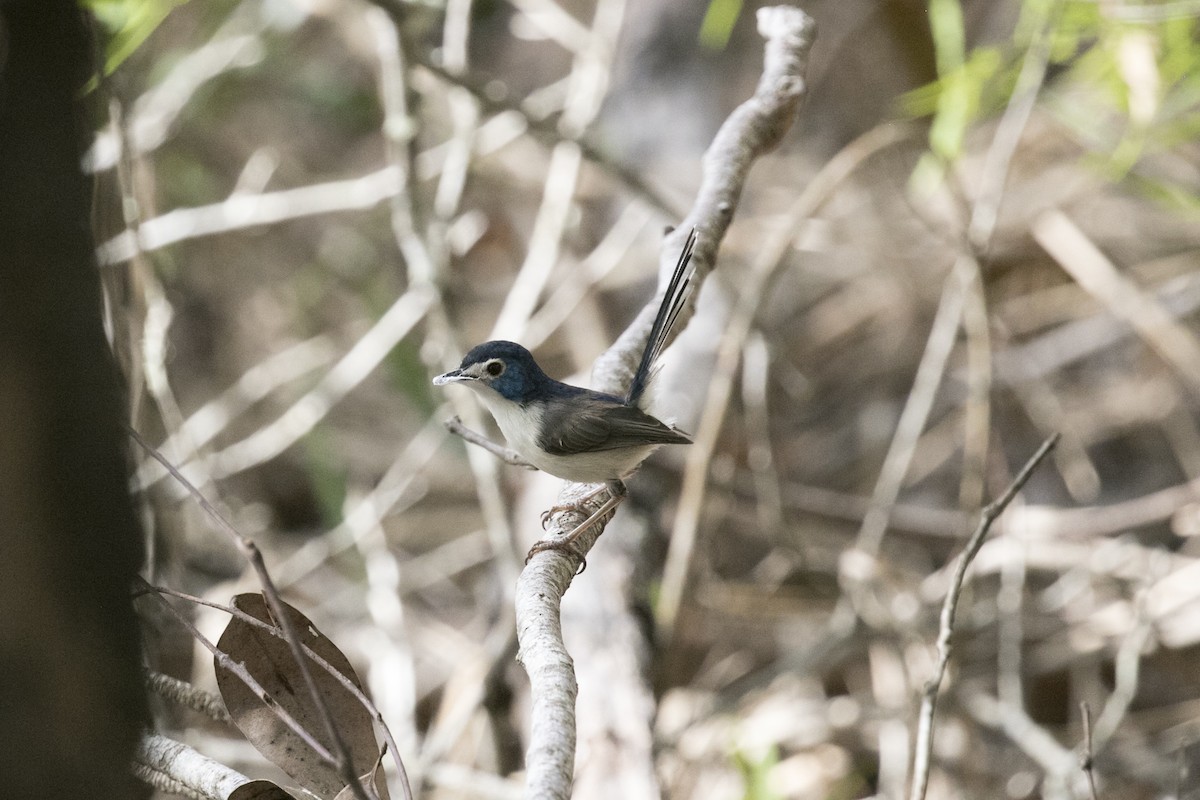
527 481 627 563
539 483 609 528
443 416 537 469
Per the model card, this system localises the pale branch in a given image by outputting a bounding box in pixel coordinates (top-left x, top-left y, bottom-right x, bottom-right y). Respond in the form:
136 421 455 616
512 7 817 799
97 167 403 266
593 6 817 398
414 55 683 220
961 690 1081 788
134 732 286 800
908 433 1060 800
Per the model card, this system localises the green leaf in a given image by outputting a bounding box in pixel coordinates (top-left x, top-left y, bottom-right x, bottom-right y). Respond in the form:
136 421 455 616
928 0 966 75
83 0 189 76
905 0 1006 167
733 744 782 800
901 47 1005 165
929 71 972 160
699 0 744 51
1125 172 1200 213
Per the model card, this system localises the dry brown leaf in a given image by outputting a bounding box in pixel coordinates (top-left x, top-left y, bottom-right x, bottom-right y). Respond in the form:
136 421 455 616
331 759 387 800
332 741 390 800
228 780 296 800
215 593 388 800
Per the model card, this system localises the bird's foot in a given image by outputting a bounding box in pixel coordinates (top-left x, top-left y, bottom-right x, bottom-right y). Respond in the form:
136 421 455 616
527 482 627 569
539 484 609 529
525 536 589 574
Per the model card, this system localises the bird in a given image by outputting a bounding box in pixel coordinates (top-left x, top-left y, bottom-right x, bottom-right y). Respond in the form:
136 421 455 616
433 228 697 562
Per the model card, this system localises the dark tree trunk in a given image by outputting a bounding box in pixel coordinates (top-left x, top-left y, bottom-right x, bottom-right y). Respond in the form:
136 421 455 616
0 2 148 797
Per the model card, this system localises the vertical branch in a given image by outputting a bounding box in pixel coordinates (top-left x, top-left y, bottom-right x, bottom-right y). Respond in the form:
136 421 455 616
1090 607 1154 751
658 121 913 638
514 9 817 799
908 434 1059 800
1080 703 1100 800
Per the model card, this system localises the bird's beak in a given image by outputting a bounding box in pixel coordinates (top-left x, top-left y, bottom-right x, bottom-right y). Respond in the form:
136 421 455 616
433 368 472 386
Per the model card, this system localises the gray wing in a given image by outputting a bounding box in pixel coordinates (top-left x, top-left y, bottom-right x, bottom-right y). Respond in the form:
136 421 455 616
537 395 692 456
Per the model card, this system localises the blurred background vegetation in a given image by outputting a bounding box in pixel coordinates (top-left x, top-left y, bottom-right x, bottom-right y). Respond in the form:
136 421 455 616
92 0 1200 797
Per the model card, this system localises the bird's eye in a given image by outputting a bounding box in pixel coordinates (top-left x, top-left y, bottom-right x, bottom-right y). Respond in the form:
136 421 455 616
485 360 505 377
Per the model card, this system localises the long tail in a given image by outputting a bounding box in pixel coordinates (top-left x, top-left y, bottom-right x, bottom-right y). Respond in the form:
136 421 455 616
626 228 697 406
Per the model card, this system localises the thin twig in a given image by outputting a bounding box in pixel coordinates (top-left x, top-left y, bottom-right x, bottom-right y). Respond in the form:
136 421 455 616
374 14 530 788
136 336 336 490
274 412 448 589
958 263 991 511
961 690 1081 790
996 535 1027 709
96 166 404 266
1080 702 1100 800
1006 370 1101 502
522 204 655 350
143 669 231 724
87 1 269 171
742 332 785 534
908 433 1059 800
489 0 627 341
994 268 1200 385
1091 602 1154 750
444 416 536 468
839 256 969 589
712 471 974 538
818 253 970 637
203 287 434 479
127 428 376 800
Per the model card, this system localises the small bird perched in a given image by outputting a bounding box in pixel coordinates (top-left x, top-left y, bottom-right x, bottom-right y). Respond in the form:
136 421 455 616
434 229 697 562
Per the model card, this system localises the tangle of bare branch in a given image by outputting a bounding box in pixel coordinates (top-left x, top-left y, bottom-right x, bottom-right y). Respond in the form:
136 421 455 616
512 7 817 798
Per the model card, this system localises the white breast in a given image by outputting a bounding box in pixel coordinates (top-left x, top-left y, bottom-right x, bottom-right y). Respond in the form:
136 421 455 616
479 392 545 466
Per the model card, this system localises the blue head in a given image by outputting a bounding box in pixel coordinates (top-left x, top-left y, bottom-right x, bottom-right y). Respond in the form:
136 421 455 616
433 340 554 405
